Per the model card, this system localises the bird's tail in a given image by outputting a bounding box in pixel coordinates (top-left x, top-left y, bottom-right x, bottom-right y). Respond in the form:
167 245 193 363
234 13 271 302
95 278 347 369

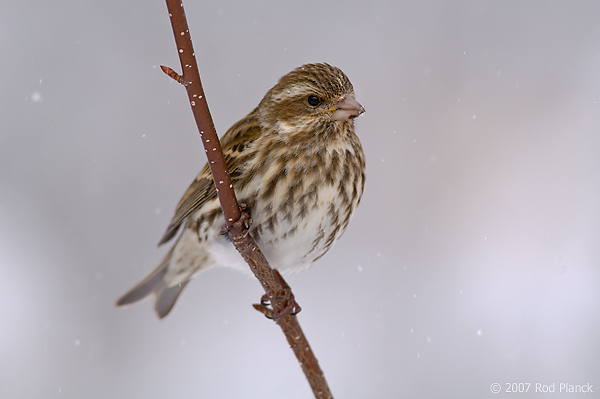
116 248 188 318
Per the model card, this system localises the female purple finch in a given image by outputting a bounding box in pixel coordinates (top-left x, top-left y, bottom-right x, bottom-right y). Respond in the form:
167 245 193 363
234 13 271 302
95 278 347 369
117 63 366 318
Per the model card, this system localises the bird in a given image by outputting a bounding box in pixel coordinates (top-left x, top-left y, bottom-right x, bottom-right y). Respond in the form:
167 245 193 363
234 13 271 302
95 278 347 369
116 63 366 318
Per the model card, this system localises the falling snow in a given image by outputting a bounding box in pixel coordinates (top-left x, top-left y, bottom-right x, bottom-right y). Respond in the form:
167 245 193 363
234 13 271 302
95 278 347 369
30 92 43 103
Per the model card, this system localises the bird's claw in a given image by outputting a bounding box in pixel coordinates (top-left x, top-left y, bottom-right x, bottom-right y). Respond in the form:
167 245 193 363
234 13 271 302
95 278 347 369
220 203 252 237
253 291 301 320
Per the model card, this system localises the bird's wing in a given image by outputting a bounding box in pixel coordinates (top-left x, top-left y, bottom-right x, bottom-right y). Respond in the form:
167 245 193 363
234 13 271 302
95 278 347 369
158 108 261 245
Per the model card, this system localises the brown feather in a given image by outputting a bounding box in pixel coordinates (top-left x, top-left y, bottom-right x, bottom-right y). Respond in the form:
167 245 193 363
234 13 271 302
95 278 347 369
158 109 263 245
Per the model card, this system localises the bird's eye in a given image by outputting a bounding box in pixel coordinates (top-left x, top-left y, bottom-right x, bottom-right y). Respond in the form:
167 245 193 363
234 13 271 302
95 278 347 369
307 95 321 107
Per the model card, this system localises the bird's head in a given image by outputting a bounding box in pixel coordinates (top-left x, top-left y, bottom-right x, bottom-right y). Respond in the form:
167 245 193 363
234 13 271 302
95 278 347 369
258 63 365 136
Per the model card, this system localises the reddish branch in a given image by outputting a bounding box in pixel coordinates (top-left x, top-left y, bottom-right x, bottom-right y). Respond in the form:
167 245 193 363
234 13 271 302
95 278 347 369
162 1 334 398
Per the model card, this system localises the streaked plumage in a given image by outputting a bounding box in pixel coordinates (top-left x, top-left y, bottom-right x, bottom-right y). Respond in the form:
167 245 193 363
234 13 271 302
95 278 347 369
117 63 365 318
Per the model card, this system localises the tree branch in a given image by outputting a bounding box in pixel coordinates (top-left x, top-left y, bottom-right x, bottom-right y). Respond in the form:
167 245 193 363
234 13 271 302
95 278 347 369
162 1 333 398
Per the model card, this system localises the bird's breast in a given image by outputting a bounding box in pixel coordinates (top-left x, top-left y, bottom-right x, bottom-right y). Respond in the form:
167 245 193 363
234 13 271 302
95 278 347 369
233 141 364 272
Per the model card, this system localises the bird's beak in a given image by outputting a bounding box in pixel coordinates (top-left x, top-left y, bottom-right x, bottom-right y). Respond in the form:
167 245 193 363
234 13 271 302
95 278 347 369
332 94 365 121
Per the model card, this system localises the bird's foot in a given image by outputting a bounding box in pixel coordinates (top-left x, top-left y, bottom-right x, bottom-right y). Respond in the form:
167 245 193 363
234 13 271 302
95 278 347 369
253 270 301 319
220 203 252 237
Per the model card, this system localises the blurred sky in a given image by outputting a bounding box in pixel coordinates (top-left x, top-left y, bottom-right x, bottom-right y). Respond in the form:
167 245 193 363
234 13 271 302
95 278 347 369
2 1 599 398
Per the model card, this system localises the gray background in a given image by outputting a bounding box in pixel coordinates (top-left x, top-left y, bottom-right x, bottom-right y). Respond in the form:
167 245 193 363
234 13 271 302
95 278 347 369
2 1 599 398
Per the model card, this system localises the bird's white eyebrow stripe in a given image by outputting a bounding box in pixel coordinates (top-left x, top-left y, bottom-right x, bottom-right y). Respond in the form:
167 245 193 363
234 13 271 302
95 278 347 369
272 83 313 102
